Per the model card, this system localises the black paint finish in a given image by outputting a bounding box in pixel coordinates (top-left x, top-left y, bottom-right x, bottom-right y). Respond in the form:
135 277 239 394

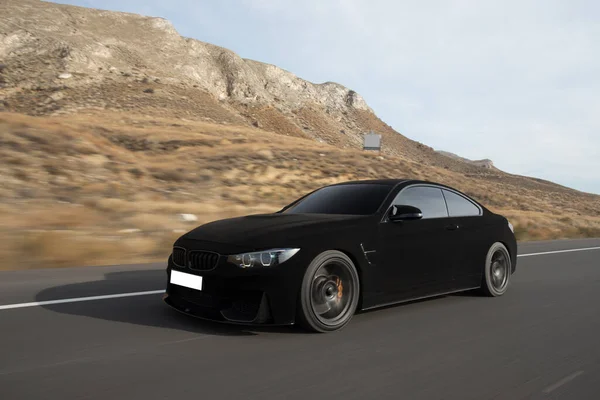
164 179 517 325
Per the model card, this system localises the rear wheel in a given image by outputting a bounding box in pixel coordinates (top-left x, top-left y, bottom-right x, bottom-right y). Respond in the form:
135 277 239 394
297 250 360 333
480 242 511 297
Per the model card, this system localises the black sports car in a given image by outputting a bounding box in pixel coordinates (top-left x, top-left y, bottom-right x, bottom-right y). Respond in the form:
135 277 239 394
163 179 517 332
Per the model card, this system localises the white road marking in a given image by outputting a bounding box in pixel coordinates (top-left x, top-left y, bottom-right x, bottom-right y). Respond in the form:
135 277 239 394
518 246 600 258
1 246 599 311
0 290 165 310
542 370 584 394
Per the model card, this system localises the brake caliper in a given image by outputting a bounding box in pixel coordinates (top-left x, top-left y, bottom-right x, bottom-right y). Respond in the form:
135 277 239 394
336 277 343 298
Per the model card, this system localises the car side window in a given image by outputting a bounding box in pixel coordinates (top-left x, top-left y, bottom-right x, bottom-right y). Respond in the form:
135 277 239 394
393 186 449 219
442 190 481 217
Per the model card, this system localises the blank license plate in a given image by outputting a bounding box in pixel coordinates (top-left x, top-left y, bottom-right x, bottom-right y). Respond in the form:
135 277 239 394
170 270 203 291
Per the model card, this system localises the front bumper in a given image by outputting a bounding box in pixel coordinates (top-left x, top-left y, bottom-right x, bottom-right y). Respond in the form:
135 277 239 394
164 282 281 325
163 246 307 325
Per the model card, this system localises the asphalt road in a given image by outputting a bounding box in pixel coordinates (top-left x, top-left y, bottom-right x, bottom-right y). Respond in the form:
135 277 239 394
1 238 600 400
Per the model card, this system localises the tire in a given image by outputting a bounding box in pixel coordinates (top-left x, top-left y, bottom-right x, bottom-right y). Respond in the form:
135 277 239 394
297 250 360 333
480 242 512 297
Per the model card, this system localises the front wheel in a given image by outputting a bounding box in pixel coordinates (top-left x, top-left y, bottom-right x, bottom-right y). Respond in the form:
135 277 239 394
480 242 512 297
297 250 360 333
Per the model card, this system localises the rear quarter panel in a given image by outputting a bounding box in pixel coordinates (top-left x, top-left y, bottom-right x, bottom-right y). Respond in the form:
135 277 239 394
480 211 518 272
453 209 517 287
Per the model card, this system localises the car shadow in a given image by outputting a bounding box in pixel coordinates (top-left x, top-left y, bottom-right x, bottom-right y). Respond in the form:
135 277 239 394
35 269 302 337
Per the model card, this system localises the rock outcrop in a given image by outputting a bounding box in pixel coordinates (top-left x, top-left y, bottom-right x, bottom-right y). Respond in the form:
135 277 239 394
436 151 495 169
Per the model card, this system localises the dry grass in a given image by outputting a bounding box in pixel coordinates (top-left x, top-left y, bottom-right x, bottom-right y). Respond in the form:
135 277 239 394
1 111 599 270
3 0 598 270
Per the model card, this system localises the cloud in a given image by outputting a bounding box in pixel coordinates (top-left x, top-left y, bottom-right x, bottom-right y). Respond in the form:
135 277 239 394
55 0 600 193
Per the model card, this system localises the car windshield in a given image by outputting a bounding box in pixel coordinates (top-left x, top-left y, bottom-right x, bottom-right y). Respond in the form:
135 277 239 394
283 183 393 215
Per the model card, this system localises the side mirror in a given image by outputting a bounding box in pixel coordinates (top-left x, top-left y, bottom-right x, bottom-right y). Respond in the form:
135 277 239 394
389 205 423 222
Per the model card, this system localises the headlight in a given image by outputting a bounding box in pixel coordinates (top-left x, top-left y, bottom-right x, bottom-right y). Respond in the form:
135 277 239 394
227 248 300 268
507 220 514 233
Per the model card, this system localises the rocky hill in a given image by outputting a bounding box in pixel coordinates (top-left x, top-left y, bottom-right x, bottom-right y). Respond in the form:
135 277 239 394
2 0 498 172
436 151 495 169
1 0 599 269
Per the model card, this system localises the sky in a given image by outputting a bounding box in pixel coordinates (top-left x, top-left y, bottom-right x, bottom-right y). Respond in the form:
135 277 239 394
56 0 600 194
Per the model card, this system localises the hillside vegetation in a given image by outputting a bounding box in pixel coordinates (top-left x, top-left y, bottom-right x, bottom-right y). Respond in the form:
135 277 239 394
0 0 599 269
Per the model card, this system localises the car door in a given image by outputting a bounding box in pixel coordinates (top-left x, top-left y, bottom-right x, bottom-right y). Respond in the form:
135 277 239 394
441 189 487 288
377 185 457 303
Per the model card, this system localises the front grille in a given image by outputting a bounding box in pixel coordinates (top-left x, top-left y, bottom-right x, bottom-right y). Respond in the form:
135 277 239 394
172 247 186 267
188 251 220 271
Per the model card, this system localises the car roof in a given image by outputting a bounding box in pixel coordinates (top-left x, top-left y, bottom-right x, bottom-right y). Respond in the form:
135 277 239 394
330 178 457 188
329 179 481 203
291 178 490 214
331 179 409 186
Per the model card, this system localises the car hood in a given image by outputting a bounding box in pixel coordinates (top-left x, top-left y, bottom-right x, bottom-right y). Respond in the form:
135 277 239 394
180 213 368 251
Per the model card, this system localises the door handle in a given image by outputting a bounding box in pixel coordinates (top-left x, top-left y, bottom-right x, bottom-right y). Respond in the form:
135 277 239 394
445 224 460 231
